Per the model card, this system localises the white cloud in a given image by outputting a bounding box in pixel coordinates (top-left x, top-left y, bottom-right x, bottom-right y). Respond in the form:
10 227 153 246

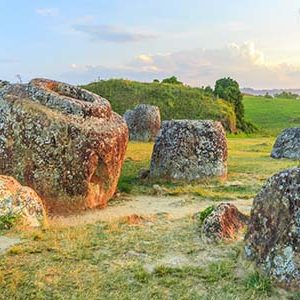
60 42 300 88
137 54 154 64
229 42 265 65
36 8 59 17
72 24 158 43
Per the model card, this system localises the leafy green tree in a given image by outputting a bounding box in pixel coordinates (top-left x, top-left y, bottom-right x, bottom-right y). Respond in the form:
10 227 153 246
153 79 160 83
214 78 244 129
161 76 183 85
203 86 214 95
214 77 256 132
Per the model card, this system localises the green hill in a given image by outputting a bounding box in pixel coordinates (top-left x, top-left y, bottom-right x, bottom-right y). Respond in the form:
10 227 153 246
243 95 300 136
83 79 237 132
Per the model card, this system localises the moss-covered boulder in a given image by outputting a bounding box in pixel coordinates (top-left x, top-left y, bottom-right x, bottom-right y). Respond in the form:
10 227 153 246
0 79 128 214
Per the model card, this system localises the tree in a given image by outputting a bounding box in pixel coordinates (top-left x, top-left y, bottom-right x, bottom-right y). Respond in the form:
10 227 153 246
214 77 255 132
264 92 273 99
274 91 299 99
153 79 160 83
161 76 183 85
204 85 214 95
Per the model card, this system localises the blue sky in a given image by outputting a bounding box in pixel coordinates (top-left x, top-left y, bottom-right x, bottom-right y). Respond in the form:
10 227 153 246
1 0 300 88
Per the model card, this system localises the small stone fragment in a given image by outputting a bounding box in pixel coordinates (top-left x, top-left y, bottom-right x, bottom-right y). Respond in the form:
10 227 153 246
201 203 248 243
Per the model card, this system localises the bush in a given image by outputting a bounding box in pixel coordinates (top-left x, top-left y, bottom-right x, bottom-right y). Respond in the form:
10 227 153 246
161 76 183 85
0 214 19 230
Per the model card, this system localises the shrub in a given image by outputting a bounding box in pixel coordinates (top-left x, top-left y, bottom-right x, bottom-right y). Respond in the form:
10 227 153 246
0 213 19 230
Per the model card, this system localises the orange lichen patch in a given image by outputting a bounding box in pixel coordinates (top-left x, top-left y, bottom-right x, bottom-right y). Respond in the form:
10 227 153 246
124 214 145 225
45 81 59 92
218 205 247 239
201 203 248 243
119 214 154 226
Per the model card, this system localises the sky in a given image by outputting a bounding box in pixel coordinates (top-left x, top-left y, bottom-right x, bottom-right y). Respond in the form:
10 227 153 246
1 0 300 88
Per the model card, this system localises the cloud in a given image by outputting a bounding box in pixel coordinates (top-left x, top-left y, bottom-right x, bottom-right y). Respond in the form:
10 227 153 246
137 54 154 64
72 24 158 43
60 42 300 88
36 8 59 17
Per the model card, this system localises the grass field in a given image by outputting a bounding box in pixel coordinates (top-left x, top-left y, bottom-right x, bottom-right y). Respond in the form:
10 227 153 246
243 95 300 136
1 138 299 299
1 92 300 299
118 138 296 199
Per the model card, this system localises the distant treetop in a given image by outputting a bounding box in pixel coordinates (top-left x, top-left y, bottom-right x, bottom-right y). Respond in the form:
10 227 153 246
161 76 183 85
274 91 299 99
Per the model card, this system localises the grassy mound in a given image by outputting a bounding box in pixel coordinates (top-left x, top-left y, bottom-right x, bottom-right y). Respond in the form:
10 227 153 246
83 79 237 132
244 95 300 136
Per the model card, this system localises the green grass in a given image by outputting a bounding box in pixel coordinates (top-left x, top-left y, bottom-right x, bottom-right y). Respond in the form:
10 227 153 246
0 137 297 299
0 216 290 299
83 80 300 136
83 79 237 132
118 137 296 199
244 95 300 136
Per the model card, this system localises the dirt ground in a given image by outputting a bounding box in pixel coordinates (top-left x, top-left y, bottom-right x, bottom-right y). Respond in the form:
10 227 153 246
49 195 253 227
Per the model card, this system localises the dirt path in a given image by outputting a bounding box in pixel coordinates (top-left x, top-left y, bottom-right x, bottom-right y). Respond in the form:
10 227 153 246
49 195 253 227
0 236 21 254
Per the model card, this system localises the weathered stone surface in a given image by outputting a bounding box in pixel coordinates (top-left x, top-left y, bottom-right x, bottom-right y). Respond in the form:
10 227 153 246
245 167 300 287
149 120 228 181
0 80 9 89
0 175 45 227
0 78 128 214
201 203 248 243
271 127 300 160
124 104 161 141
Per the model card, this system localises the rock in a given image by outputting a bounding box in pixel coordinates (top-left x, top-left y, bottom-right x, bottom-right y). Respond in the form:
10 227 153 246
271 127 300 159
152 184 167 195
138 168 150 180
124 104 161 141
201 203 248 243
149 120 228 181
0 80 9 89
0 175 45 227
0 78 128 214
245 167 300 287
